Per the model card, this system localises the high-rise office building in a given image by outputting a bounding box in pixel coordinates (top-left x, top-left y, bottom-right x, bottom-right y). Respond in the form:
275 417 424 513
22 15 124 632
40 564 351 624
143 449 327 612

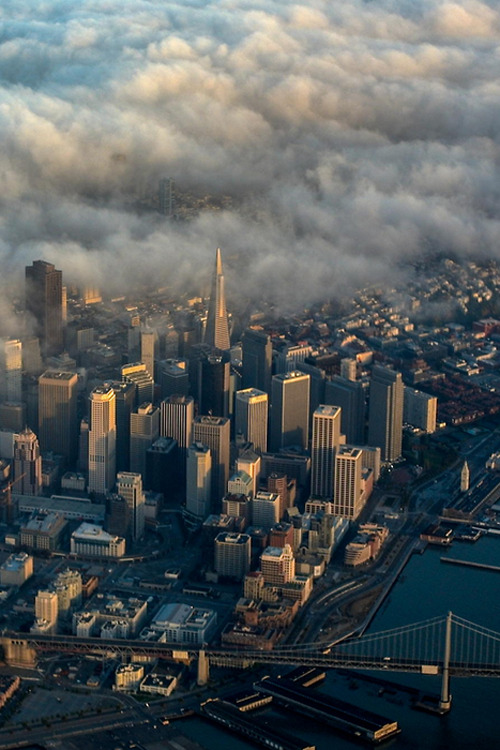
121 362 154 407
242 328 272 394
260 544 295 585
368 365 404 462
158 177 174 217
252 491 281 528
145 437 178 497
235 388 268 454
88 385 116 495
158 359 189 399
109 381 136 473
201 352 230 417
325 376 366 446
189 345 230 416
310 404 344 499
22 337 43 375
0 339 22 403
130 402 159 478
333 445 364 519
214 532 251 580
205 248 230 352
25 260 63 357
267 472 291 517
13 428 42 496
186 442 212 520
160 395 194 464
235 451 261 498
34 590 58 632
38 370 78 465
192 416 230 508
270 371 310 452
140 328 156 381
296 361 326 418
340 358 357 381
403 387 437 433
116 472 145 542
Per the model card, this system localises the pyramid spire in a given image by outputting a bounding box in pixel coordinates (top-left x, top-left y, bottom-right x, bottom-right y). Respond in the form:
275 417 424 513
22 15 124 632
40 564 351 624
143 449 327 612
205 248 230 351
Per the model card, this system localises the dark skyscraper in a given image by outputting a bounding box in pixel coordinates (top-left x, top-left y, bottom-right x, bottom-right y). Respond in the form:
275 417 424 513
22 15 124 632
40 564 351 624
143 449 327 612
205 248 230 352
242 328 272 394
325 375 366 445
368 365 404 462
38 370 78 466
25 260 63 357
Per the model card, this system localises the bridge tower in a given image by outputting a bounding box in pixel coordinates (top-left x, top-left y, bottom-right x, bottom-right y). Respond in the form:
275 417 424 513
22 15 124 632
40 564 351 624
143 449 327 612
197 649 210 686
439 611 453 713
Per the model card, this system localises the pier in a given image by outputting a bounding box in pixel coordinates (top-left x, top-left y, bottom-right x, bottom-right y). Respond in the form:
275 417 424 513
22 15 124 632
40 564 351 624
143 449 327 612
255 676 400 744
441 557 500 573
200 698 315 750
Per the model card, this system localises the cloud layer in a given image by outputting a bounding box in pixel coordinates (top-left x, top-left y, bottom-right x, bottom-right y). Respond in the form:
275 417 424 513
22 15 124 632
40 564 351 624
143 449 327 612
1 0 500 316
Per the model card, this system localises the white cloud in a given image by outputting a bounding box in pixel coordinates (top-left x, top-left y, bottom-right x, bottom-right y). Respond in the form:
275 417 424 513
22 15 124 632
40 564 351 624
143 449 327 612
0 0 499 320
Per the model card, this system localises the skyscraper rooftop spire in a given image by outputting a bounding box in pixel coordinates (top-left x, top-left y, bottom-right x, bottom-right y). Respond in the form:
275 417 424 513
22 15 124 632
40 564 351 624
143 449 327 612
205 247 230 351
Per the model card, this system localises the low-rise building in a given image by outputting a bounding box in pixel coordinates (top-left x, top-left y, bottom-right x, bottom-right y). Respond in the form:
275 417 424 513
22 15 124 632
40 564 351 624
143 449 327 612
0 552 33 586
150 602 217 645
140 673 178 696
19 511 67 551
74 593 149 638
115 664 144 692
70 523 125 558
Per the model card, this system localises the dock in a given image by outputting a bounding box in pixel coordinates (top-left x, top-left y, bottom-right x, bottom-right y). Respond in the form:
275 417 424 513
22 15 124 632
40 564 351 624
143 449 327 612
440 557 500 573
255 676 400 744
200 698 315 750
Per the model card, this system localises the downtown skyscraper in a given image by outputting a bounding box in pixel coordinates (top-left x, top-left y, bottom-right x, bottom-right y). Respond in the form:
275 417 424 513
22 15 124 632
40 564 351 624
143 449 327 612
205 248 230 352
88 385 116 495
368 365 404 462
25 260 63 358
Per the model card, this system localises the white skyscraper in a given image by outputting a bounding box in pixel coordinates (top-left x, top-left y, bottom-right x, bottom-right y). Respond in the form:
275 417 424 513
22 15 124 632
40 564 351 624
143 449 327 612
333 445 364 519
310 404 344 499
88 385 116 495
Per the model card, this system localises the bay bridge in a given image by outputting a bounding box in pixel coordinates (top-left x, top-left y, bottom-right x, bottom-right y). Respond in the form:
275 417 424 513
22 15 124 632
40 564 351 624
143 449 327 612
2 611 499 713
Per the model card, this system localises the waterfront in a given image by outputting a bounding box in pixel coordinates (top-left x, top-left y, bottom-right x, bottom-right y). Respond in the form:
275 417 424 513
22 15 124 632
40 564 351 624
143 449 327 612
181 535 500 749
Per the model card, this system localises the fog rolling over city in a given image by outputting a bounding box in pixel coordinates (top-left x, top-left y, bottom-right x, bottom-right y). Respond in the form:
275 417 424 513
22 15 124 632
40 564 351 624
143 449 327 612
1 0 500 311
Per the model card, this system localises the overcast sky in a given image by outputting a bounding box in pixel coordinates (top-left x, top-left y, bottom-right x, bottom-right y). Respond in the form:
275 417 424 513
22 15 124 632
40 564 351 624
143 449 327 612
1 0 500 315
